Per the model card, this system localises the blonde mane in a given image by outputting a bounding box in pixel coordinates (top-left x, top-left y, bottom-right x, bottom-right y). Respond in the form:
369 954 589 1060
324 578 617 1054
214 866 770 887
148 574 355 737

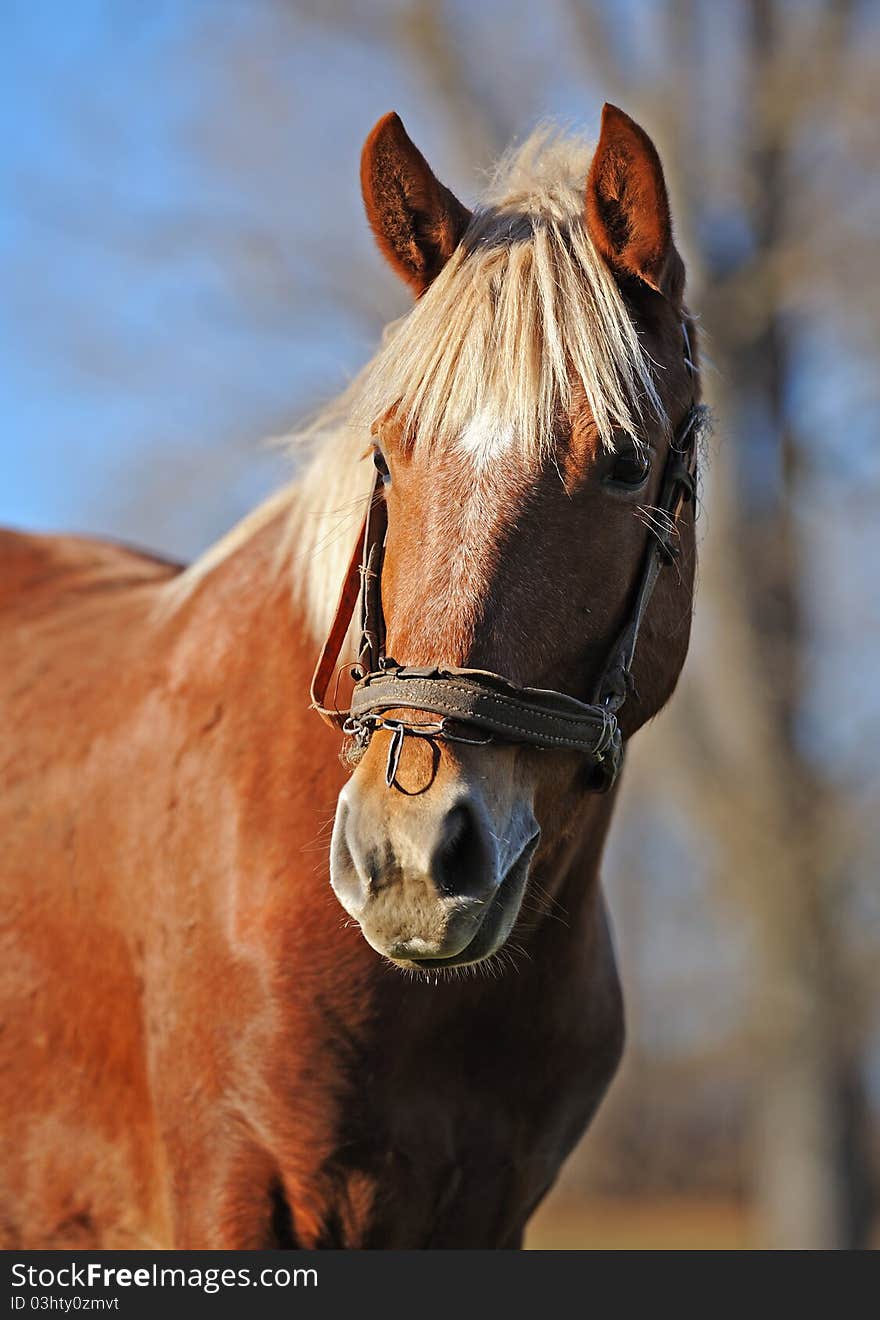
159 127 666 638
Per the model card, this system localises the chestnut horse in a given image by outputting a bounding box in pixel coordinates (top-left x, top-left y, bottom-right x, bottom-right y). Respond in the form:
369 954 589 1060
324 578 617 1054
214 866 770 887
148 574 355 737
0 105 701 1248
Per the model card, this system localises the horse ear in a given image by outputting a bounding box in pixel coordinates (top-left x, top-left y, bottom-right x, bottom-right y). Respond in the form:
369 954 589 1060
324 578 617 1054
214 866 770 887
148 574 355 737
586 103 684 305
361 112 472 296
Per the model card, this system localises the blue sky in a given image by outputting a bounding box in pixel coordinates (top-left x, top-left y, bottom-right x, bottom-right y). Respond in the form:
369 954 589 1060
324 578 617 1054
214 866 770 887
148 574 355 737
1 0 608 552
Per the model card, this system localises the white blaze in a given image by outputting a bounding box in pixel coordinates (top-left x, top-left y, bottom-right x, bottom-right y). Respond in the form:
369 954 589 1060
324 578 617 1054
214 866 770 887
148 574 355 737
457 410 516 470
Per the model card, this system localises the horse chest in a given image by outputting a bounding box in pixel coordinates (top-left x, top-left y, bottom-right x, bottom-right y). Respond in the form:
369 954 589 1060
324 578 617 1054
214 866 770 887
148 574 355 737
286 1003 610 1248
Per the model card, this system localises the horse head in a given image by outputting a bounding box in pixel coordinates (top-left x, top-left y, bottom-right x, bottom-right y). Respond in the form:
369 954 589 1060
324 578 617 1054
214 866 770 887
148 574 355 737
326 107 700 971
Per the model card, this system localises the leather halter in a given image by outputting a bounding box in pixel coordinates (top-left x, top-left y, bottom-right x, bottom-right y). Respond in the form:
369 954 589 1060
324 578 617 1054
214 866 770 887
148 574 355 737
311 401 707 792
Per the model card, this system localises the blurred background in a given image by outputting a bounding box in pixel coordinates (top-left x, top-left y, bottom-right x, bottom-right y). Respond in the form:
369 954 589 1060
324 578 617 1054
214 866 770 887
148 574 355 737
3 0 878 1249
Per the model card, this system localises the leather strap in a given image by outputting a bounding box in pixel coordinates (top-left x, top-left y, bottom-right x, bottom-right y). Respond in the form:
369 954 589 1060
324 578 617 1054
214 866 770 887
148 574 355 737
350 667 620 752
310 473 386 727
594 405 703 710
347 667 622 791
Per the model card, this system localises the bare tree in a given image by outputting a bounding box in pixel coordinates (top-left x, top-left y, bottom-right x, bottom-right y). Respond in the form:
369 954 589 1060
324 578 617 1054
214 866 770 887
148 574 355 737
567 0 879 1246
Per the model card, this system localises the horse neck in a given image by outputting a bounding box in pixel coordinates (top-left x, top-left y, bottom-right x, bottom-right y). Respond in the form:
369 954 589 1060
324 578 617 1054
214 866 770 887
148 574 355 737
161 504 350 886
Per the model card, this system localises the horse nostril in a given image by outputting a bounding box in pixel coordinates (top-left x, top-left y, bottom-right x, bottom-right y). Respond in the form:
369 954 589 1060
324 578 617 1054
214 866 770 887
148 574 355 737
431 802 493 900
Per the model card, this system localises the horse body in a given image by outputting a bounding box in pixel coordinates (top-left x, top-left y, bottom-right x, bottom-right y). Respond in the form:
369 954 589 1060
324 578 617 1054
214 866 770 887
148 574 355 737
0 522 622 1248
1 104 699 1248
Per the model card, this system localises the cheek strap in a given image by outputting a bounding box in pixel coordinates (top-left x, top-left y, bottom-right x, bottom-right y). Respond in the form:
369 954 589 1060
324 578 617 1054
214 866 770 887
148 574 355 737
310 474 387 725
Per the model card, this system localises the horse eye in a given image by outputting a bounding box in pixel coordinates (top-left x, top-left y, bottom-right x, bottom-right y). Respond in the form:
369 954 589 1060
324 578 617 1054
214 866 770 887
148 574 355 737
372 447 391 484
606 446 650 489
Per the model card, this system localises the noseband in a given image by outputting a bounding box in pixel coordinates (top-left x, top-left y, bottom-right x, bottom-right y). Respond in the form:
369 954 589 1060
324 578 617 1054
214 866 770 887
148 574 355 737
311 402 707 792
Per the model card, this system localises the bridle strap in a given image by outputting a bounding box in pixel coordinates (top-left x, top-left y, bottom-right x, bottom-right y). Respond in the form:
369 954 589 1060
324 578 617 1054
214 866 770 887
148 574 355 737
310 472 386 728
357 475 388 677
594 406 702 711
349 668 620 756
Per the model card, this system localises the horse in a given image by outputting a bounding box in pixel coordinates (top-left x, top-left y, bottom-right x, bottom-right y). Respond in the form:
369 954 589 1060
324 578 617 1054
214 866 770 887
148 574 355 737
0 104 702 1248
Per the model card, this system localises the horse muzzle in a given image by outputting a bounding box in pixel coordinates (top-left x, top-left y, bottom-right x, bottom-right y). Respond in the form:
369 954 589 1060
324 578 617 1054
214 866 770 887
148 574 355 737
329 776 539 969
